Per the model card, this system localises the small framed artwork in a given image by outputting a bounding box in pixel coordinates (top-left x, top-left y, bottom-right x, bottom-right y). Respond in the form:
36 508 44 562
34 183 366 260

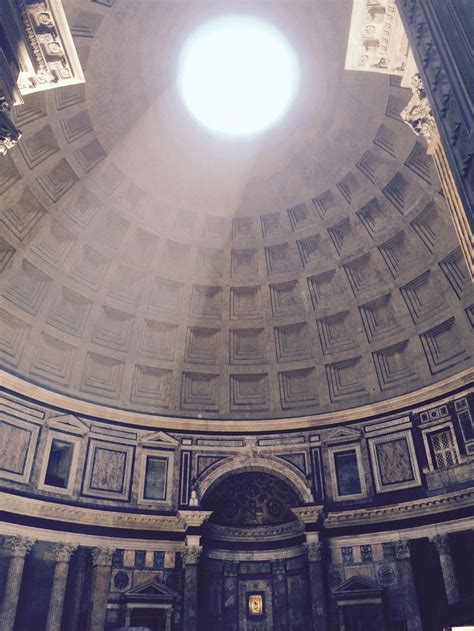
369 430 421 493
247 592 265 619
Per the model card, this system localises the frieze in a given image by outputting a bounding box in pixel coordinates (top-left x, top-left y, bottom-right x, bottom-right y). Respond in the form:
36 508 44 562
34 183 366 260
9 0 84 95
345 0 410 75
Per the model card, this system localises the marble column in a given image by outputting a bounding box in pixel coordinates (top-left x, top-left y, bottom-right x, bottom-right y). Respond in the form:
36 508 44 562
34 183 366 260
223 560 238 631
306 538 329 631
46 543 77 631
395 540 422 631
182 545 202 631
0 535 35 631
431 534 460 605
272 559 289 631
88 547 113 631
68 549 88 631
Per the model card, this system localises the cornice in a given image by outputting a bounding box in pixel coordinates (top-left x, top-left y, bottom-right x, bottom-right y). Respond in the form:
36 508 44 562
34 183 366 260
1 368 472 434
204 519 304 542
0 491 182 532
325 489 474 529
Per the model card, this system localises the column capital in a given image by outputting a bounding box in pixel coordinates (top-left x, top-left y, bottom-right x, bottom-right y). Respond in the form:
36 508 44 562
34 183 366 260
51 542 77 563
395 539 412 560
431 534 452 555
271 558 286 574
91 547 114 567
223 560 238 577
305 540 324 562
2 536 35 557
182 545 202 566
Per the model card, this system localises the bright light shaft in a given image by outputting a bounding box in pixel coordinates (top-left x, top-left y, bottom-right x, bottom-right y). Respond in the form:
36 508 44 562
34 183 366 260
179 16 299 136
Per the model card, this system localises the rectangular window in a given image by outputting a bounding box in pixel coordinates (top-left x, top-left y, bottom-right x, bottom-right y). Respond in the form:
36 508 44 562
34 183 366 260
334 449 361 496
457 409 473 441
429 428 459 470
144 456 168 500
45 439 74 488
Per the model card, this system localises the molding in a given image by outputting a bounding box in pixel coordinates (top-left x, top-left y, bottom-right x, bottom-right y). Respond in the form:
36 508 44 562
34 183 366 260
368 429 422 494
7 0 85 95
328 443 368 502
0 368 472 434
204 519 304 543
37 430 82 496
0 490 182 532
420 420 462 472
205 544 306 562
194 454 313 503
325 489 474 530
137 449 174 507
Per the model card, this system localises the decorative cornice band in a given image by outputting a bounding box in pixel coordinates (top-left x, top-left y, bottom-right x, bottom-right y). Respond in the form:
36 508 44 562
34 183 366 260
1 368 471 433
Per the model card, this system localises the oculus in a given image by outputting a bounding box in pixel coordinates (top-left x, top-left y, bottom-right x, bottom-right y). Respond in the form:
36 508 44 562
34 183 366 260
178 16 299 136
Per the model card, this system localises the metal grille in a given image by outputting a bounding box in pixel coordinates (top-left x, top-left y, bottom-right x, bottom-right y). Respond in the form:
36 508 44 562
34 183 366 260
430 428 459 469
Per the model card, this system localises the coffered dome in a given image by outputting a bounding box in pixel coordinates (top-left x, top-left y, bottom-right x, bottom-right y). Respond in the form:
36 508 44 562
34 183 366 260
0 0 472 422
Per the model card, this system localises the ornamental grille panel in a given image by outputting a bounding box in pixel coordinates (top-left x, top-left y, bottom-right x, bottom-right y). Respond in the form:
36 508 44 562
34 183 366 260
429 428 459 470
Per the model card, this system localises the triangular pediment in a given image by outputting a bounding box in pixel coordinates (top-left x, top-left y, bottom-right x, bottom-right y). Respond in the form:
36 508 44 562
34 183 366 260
334 575 381 598
325 426 361 444
126 579 178 600
140 431 178 447
47 414 89 436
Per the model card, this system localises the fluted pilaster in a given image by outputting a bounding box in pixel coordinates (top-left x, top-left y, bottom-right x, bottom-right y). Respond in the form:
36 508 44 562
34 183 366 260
0 536 35 631
431 534 460 604
46 543 76 631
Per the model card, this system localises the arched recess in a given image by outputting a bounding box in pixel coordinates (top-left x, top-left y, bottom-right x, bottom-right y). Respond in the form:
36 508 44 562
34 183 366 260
195 454 313 504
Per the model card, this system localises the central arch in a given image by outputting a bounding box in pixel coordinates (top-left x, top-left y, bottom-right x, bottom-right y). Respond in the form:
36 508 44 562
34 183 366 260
196 466 313 631
194 454 314 504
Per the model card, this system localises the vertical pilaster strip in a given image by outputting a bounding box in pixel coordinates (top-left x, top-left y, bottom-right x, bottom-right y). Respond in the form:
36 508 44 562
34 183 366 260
68 549 88 631
0 536 35 631
88 547 113 631
46 543 77 631
395 540 423 631
306 537 329 631
182 544 202 631
223 560 238 631
431 534 460 605
272 558 289 631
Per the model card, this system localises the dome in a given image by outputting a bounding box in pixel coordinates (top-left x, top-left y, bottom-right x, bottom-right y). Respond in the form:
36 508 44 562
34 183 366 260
0 2 473 631
0 1 471 426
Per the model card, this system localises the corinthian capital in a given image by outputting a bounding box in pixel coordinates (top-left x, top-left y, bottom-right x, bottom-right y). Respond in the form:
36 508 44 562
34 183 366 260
52 542 77 563
182 545 202 566
395 539 412 560
3 536 36 556
431 534 452 555
91 547 114 567
305 541 324 562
